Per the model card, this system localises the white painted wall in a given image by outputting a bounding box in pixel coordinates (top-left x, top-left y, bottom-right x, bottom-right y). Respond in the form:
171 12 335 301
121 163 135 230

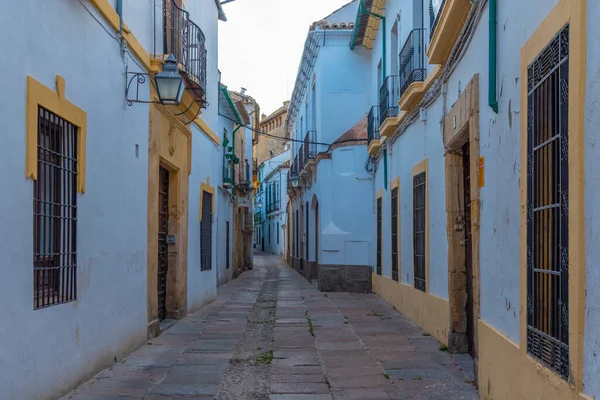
0 2 151 399
186 0 222 312
293 145 374 266
583 1 600 395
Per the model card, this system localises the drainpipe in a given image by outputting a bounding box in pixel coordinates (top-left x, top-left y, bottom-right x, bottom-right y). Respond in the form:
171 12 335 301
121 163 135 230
116 0 123 36
350 0 386 82
489 0 498 113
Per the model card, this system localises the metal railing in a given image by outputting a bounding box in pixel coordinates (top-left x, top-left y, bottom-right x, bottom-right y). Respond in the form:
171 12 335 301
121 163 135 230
367 106 380 145
298 144 305 172
429 0 446 39
164 0 207 93
399 28 426 98
223 161 234 185
252 158 258 176
303 131 317 166
379 75 400 123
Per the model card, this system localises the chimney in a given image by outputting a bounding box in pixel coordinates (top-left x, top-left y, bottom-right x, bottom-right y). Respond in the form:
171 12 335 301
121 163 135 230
261 113 267 121
240 87 247 95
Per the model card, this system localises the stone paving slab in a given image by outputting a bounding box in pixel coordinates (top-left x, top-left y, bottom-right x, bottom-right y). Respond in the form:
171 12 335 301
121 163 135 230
61 253 479 400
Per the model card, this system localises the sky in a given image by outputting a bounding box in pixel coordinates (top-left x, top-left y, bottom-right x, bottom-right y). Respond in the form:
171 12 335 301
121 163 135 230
218 0 353 116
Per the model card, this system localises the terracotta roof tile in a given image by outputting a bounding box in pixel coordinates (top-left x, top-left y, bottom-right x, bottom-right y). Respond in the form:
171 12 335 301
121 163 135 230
330 117 368 150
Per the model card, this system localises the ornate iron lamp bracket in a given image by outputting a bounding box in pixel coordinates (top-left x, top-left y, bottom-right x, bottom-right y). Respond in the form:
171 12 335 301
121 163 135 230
125 68 160 106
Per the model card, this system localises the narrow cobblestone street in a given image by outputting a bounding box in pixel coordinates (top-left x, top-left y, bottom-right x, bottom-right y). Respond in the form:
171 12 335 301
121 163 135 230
61 254 479 400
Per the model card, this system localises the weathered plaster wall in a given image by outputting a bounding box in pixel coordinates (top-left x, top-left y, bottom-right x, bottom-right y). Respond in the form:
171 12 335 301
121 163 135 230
583 0 600 395
301 146 374 267
185 0 222 312
187 124 220 312
0 1 150 399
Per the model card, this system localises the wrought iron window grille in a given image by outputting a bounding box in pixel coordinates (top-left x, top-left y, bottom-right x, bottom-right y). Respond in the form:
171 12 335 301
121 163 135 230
525 24 570 379
34 107 78 309
413 171 426 292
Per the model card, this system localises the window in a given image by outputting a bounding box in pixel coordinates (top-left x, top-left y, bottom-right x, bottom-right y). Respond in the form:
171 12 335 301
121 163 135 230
34 107 78 309
226 221 230 269
200 191 213 270
525 24 569 379
277 222 280 244
295 210 299 258
269 222 271 244
391 187 399 281
413 172 426 291
376 197 382 275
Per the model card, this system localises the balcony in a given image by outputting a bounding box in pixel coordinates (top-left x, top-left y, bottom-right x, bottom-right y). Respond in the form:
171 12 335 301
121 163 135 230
367 106 381 156
223 161 235 187
288 155 299 192
427 0 471 65
298 144 305 173
398 28 426 111
301 131 317 174
164 0 208 107
252 158 258 176
379 75 400 138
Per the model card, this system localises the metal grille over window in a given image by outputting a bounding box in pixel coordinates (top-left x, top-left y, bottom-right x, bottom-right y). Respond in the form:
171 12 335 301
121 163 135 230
391 188 399 281
33 107 78 309
526 24 569 379
413 172 426 292
200 191 213 271
376 197 382 276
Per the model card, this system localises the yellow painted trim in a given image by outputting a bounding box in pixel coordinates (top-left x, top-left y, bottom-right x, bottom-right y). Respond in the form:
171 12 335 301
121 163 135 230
390 177 401 280
26 75 87 193
199 181 215 223
412 159 429 292
193 117 221 146
368 139 381 156
519 0 586 390
380 116 399 138
424 65 442 91
478 320 590 400
373 273 449 345
398 81 425 111
426 0 472 65
376 189 384 275
88 0 155 72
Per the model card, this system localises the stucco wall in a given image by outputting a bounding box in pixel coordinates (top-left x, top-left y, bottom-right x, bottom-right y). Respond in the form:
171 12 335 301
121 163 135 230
0 2 150 399
295 146 373 267
185 0 222 312
583 0 600 394
374 96 448 299
187 124 221 312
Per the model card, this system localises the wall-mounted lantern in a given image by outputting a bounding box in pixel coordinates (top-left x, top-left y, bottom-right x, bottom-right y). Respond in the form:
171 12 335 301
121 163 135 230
126 54 185 106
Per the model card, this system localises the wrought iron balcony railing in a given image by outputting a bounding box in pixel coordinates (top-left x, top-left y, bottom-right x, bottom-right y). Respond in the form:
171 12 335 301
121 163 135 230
303 131 317 167
399 28 426 98
252 158 258 176
379 75 400 123
368 106 380 146
164 0 208 104
298 144 305 172
223 161 234 185
429 0 446 39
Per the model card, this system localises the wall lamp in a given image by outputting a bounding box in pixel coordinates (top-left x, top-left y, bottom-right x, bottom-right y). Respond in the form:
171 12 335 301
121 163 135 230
289 175 308 189
126 54 185 106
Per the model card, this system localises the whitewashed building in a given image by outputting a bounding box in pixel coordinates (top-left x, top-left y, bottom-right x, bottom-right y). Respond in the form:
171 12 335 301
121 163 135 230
286 0 375 292
358 0 600 398
0 1 239 399
256 150 291 257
